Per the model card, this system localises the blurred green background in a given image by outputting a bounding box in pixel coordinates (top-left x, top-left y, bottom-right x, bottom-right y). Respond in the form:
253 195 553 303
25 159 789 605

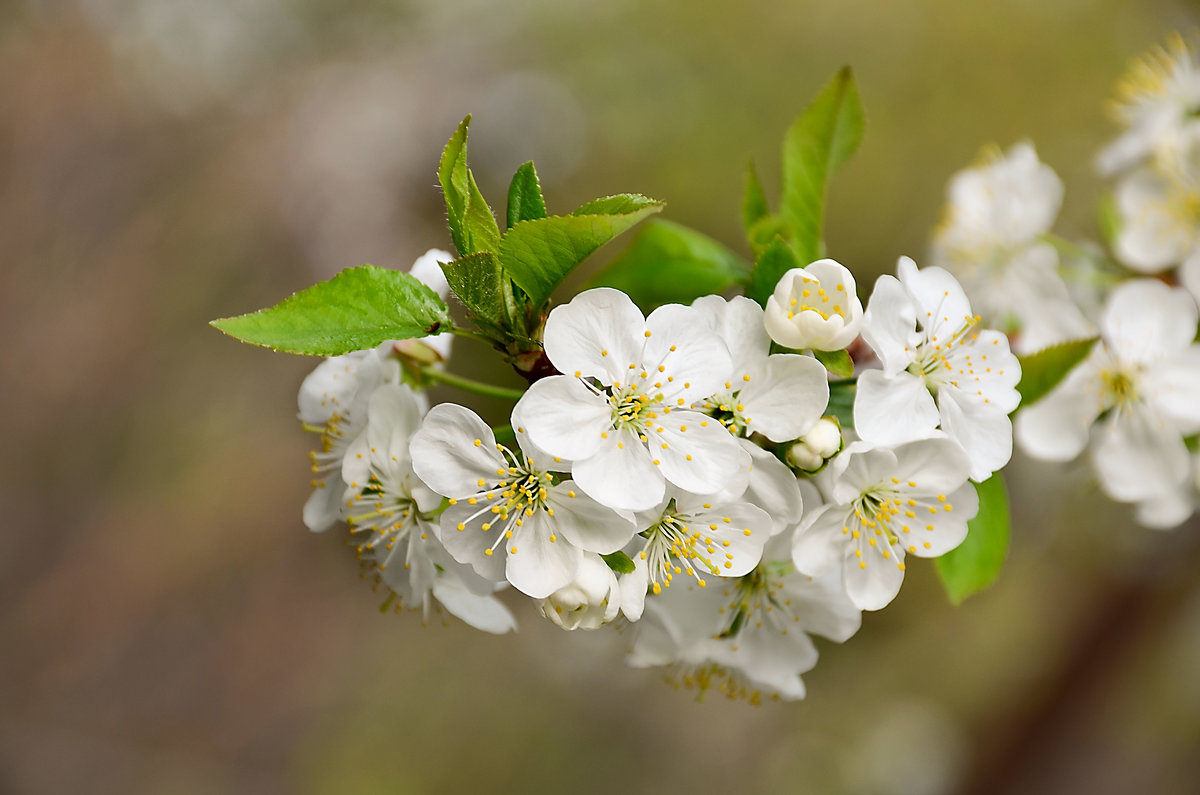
5 1 1200 792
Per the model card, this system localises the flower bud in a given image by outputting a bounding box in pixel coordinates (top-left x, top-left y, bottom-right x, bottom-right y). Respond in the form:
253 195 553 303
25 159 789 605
787 417 843 472
802 418 842 459
763 259 863 351
539 555 621 631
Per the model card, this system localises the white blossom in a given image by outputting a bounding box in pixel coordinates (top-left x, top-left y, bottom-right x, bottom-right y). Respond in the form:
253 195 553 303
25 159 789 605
538 553 622 631
514 288 751 512
410 403 636 599
763 259 864 351
1016 279 1200 508
792 438 978 611
342 383 516 633
931 142 1092 353
855 256 1021 482
628 535 860 702
1097 34 1200 176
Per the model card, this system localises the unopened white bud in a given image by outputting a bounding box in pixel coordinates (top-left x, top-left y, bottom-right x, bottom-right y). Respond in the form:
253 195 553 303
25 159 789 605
801 418 842 459
787 441 824 472
539 555 620 631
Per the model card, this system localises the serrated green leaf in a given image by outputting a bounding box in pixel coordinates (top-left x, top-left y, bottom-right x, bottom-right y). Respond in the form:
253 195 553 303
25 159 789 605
780 67 865 264
814 348 854 378
440 251 512 327
826 382 855 428
464 170 502 253
437 116 500 256
588 219 749 311
742 160 770 233
746 236 801 306
438 116 472 256
1016 336 1099 407
572 193 662 217
506 161 548 229
210 265 450 356
936 474 1010 605
601 550 636 574
500 196 664 306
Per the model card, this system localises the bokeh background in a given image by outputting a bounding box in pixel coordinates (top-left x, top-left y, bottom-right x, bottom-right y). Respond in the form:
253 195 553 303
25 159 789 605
5 1 1200 792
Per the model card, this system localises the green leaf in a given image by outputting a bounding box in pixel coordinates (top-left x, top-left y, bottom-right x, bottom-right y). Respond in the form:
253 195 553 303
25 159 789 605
499 194 664 306
746 236 801 306
437 116 501 256
588 219 749 310
746 214 790 259
210 265 450 356
742 160 770 233
439 252 512 327
506 161 547 229
571 193 662 217
814 348 854 378
826 382 855 428
601 550 636 575
936 474 1010 605
780 67 865 264
1015 336 1099 407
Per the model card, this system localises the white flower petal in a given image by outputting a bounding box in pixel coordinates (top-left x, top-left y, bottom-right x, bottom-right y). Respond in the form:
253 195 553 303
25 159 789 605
1101 279 1199 365
1013 356 1103 461
737 438 804 535
303 480 344 532
1092 406 1190 502
897 481 977 558
410 403 505 497
937 387 1014 482
572 427 665 511
651 414 750 497
432 578 517 634
513 375 611 461
841 541 905 612
862 274 919 375
546 481 637 554
691 294 771 371
543 287 645 383
1145 347 1200 434
738 354 829 442
888 437 974 494
437 501 507 582
1114 168 1195 272
792 505 846 576
643 303 733 403
854 369 940 447
505 510 583 598
897 257 973 342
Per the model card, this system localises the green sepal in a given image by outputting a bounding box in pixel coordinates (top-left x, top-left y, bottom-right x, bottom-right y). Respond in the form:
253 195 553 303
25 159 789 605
814 348 854 378
438 116 501 256
936 474 1010 605
601 550 636 575
742 159 770 233
499 194 664 307
780 67 865 264
210 265 450 356
1015 336 1099 408
746 236 801 306
506 161 548 229
588 219 749 311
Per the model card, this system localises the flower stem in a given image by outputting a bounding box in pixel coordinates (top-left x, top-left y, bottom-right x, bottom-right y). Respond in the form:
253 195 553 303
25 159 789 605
421 367 526 401
447 324 498 346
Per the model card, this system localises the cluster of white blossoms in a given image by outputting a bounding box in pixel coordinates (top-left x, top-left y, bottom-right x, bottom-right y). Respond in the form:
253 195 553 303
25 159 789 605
295 245 1017 701
929 34 1200 530
214 42 1200 708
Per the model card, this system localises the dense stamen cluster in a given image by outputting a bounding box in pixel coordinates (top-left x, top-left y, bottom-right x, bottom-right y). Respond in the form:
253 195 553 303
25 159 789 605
640 510 717 593
449 441 557 558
